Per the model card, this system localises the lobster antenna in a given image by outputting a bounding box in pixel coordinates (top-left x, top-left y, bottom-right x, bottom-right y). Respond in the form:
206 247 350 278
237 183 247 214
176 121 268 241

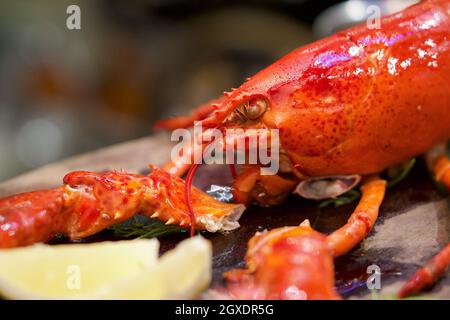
185 163 199 237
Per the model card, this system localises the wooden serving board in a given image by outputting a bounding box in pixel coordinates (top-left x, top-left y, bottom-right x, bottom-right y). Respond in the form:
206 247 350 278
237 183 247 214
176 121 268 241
0 134 449 299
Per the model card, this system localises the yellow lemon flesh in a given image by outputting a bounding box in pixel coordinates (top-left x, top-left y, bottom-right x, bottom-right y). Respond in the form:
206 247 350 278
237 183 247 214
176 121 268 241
95 236 212 299
0 236 212 299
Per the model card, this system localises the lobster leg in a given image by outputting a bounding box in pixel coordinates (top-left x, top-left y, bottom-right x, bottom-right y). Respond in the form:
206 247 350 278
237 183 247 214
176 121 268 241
434 155 450 189
232 165 297 206
398 155 450 298
232 166 260 205
326 176 387 257
398 243 450 298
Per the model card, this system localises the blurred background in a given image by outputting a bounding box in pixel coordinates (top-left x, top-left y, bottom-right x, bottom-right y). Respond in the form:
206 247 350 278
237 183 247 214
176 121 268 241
0 0 417 181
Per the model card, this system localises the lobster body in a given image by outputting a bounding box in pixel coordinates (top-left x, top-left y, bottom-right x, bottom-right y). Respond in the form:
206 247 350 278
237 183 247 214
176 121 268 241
159 1 450 298
196 0 450 177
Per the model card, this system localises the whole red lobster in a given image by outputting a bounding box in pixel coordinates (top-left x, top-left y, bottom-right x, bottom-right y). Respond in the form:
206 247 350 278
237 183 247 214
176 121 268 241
0 0 449 300
157 0 450 299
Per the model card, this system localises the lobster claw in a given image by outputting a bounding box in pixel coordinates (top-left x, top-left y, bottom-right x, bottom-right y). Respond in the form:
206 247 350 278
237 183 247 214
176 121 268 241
145 166 245 233
224 222 341 300
0 188 66 248
0 166 246 248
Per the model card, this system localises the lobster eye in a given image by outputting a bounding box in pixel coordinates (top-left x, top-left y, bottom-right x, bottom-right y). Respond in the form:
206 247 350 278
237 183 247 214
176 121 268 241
245 99 267 120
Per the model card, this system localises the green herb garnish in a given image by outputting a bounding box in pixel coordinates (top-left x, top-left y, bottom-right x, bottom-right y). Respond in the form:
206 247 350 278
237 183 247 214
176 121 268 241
319 189 361 208
109 217 186 239
387 158 416 188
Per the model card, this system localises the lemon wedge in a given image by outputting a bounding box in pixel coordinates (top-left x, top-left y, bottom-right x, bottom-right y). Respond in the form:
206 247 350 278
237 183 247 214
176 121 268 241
0 236 212 299
0 239 159 299
96 236 212 299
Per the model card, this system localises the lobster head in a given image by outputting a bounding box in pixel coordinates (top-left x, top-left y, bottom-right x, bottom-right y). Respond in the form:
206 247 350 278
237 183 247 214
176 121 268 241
196 35 375 177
